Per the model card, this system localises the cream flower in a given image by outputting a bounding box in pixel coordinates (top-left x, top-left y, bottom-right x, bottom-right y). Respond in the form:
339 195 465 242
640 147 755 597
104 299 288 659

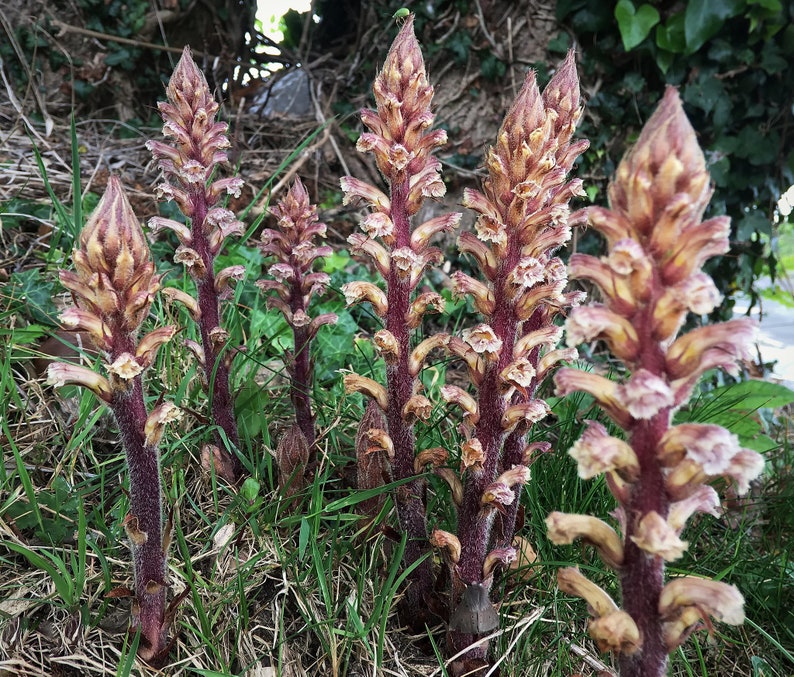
630 511 688 561
567 420 639 480
462 323 503 357
618 369 674 419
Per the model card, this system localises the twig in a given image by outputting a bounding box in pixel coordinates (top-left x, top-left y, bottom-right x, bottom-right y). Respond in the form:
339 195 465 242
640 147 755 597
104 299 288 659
427 611 544 677
47 17 262 68
507 16 515 97
484 607 544 676
255 124 332 212
472 0 502 60
567 639 617 675
312 80 350 177
0 9 54 136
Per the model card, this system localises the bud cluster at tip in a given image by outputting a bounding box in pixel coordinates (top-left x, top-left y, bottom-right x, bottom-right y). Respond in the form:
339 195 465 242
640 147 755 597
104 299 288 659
341 15 460 327
146 46 245 283
146 47 244 220
50 176 176 401
257 177 338 341
342 16 458 422
549 87 763 668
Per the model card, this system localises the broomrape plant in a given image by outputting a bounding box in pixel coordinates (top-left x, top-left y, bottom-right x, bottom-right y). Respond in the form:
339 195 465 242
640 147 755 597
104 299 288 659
147 47 246 483
430 51 589 671
340 14 461 625
257 177 337 494
547 87 764 677
46 177 181 666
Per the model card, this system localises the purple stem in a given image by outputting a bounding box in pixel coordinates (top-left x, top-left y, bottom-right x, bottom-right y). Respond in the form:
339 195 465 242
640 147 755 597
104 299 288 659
387 181 432 624
619 313 672 677
290 320 316 449
492 428 525 546
494 311 544 546
110 336 166 658
189 184 243 480
451 251 521 656
619 417 670 677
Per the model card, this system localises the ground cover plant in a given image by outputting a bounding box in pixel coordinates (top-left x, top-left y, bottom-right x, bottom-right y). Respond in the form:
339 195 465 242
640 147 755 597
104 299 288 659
1 9 793 677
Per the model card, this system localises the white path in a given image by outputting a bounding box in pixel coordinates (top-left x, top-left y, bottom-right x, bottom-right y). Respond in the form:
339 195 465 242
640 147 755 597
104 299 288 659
734 290 794 387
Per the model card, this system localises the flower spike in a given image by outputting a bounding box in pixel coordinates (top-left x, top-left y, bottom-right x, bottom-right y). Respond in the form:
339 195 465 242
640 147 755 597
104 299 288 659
48 177 177 666
341 14 459 629
437 51 589 666
147 46 245 482
548 87 762 677
258 178 337 453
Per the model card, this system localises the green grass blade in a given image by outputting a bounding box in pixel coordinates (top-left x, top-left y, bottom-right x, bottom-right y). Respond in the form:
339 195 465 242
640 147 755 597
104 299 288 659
744 618 794 665
116 629 140 677
30 141 75 249
70 112 82 231
3 417 44 533
2 541 75 606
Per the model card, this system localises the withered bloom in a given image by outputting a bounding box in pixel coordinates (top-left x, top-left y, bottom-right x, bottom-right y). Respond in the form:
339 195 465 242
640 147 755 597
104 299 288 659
435 51 588 665
48 177 179 666
257 177 337 451
273 423 310 502
340 14 458 625
147 46 246 483
355 400 391 520
550 88 762 677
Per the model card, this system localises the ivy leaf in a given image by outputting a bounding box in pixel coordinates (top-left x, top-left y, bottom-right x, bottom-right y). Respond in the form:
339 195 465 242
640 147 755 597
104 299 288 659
750 0 782 11
556 0 586 21
683 75 727 116
615 0 660 51
8 270 59 325
565 3 614 32
707 155 731 187
760 40 788 73
548 32 572 54
480 52 506 81
655 49 675 74
655 13 686 54
447 31 472 65
684 0 744 53
104 47 132 67
737 210 772 240
735 126 779 166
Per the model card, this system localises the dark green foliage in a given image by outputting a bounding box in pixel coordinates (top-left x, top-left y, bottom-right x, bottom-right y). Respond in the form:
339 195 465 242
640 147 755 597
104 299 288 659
559 0 794 316
3 476 81 545
5 270 60 326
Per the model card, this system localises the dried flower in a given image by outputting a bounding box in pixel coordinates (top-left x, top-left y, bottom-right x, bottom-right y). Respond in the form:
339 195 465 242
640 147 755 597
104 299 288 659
546 512 624 569
568 420 639 481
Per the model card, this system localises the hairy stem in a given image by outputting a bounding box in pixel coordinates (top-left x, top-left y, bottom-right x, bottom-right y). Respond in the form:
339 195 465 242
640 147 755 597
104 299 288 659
191 185 242 478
